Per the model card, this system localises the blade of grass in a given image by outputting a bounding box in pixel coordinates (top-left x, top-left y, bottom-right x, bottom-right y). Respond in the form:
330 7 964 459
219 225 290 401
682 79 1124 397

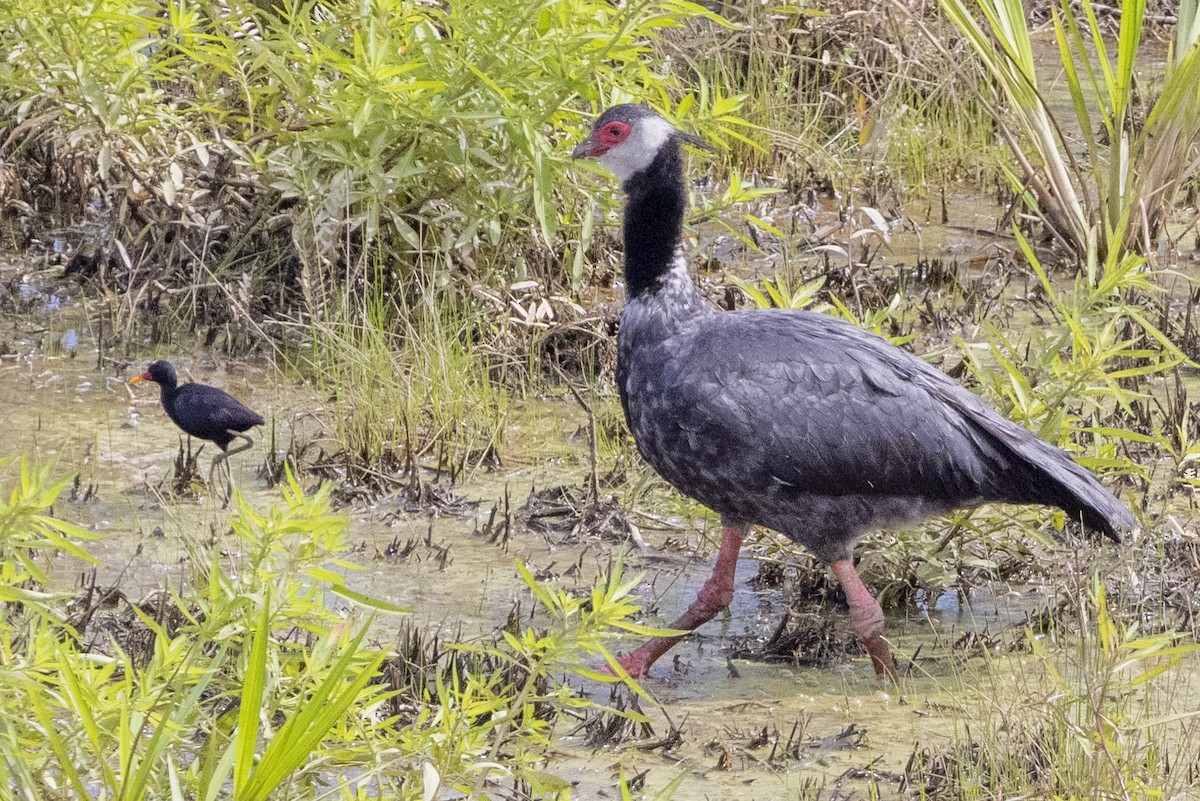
233 595 271 796
238 620 386 801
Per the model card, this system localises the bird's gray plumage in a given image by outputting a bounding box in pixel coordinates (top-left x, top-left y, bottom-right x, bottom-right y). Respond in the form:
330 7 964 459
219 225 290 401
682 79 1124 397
617 250 1134 564
575 102 1133 678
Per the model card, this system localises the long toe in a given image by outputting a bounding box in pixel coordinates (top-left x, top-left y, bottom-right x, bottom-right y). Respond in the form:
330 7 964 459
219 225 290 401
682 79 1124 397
616 646 659 679
862 635 897 678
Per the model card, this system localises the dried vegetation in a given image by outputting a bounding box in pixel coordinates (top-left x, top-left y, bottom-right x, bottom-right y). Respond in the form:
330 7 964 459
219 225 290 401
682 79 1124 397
3 0 1200 798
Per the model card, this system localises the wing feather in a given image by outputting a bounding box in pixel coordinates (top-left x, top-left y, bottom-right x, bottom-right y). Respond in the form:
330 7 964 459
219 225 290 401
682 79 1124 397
629 310 1002 504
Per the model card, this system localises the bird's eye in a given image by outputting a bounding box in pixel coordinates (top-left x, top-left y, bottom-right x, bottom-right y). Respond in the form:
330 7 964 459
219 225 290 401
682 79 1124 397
602 122 631 143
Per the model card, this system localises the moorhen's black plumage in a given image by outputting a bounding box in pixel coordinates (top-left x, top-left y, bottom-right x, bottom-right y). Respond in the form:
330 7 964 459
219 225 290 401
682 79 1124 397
572 104 1135 678
131 360 264 491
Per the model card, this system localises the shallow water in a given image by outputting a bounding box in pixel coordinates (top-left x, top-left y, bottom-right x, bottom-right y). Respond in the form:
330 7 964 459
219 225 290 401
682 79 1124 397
4 175 1199 798
0 270 950 799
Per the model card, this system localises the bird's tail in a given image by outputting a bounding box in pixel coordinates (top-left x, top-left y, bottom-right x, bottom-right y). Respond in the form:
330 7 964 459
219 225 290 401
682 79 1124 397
929 380 1136 542
1019 437 1134 542
986 419 1134 542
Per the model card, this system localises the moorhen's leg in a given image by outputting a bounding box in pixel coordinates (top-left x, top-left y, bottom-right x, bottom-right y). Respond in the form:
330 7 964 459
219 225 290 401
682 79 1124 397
223 432 255 459
831 558 896 678
616 523 748 678
208 451 231 505
208 432 254 505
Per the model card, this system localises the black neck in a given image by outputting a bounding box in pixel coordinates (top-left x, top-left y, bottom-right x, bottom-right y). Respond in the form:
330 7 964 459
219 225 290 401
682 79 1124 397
622 138 686 299
158 381 178 408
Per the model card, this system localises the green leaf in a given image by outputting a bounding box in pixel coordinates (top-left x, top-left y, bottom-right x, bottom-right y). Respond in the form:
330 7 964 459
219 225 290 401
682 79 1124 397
233 597 271 795
327 584 411 613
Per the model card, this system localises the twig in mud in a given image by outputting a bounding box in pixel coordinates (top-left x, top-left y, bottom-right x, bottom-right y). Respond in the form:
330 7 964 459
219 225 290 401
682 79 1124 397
625 520 649 551
625 508 692 532
932 520 965 556
618 726 686 754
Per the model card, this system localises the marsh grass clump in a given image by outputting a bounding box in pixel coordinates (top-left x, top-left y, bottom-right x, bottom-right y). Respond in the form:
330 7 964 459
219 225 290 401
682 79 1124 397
665 0 1005 192
168 437 205 495
0 459 668 800
298 281 507 491
903 572 1200 798
576 684 662 748
733 606 859 667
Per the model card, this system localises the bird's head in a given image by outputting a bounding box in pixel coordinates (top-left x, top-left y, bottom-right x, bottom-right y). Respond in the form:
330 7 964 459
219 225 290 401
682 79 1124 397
571 104 707 182
129 360 176 386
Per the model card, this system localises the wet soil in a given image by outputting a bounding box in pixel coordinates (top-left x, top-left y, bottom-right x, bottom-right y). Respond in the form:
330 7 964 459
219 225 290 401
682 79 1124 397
4 175 1200 799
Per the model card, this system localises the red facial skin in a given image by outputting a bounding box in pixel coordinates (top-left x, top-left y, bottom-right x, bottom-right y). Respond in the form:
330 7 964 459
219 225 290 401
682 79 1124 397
573 120 631 158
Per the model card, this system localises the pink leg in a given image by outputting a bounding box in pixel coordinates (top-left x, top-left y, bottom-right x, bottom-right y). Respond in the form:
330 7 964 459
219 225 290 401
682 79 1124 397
616 524 747 678
831 559 896 678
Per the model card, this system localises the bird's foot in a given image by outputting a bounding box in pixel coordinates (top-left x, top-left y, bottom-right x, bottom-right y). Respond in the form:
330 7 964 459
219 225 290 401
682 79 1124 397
831 558 896 679
847 602 885 643
861 635 897 679
600 641 664 679
615 651 655 679
847 604 895 678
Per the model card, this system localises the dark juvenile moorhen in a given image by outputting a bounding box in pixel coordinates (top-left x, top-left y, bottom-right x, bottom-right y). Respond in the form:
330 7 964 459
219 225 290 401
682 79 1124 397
131 360 264 496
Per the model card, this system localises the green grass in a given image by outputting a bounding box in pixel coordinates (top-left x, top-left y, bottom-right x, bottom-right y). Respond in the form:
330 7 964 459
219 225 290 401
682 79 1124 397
905 568 1200 798
937 0 1200 266
298 274 508 477
0 459 665 800
0 0 748 330
664 1 1005 193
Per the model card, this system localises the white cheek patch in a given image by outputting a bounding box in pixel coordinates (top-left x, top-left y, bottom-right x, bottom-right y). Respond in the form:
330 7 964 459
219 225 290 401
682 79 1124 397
598 116 675 181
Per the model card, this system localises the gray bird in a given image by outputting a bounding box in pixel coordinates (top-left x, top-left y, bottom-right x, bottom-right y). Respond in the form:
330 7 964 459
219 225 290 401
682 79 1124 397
572 104 1134 678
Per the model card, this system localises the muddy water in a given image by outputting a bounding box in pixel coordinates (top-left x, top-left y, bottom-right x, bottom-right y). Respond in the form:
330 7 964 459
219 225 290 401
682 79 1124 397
7 253 1166 799
0 296 578 637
